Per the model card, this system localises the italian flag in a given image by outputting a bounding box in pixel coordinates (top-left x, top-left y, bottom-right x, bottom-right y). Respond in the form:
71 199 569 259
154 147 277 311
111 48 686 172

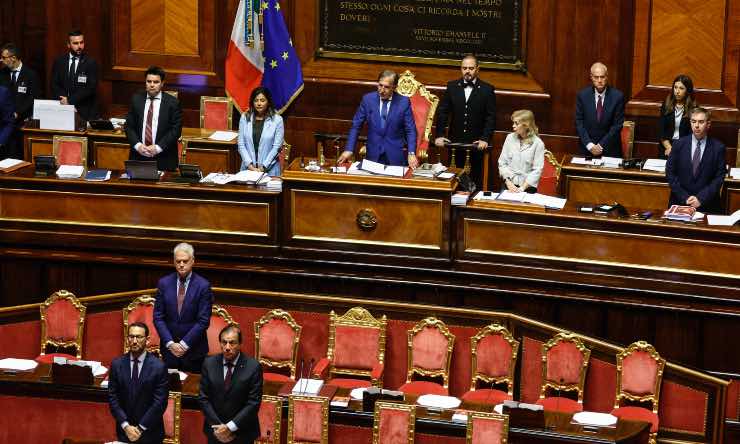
225 0 264 114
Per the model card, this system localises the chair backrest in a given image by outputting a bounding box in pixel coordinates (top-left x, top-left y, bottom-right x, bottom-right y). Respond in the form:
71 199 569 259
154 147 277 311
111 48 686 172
208 304 239 355
396 70 439 163
257 395 283 444
373 401 416 444
200 96 234 130
538 150 562 196
327 306 387 386
540 332 591 404
470 324 520 396
122 295 160 356
255 309 302 379
278 140 292 173
287 395 329 444
406 317 455 389
163 391 182 444
615 341 666 414
466 411 509 444
621 120 635 158
736 129 740 167
39 290 86 358
52 135 87 167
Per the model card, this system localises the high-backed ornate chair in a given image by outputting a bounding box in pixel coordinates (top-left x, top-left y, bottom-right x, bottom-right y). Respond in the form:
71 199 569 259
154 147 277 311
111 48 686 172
287 395 329 444
538 150 563 196
536 332 591 414
396 70 439 163
52 135 87 166
610 341 666 444
37 290 86 363
278 140 292 173
466 411 509 444
257 395 283 444
200 96 234 130
313 307 387 389
373 402 416 444
621 121 635 159
397 317 455 396
461 324 519 406
163 391 182 444
207 304 239 355
255 309 301 382
123 295 161 357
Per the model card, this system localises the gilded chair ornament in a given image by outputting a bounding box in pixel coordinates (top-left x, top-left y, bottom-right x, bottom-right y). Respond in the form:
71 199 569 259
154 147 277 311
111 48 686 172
122 295 160 356
406 317 456 389
539 332 591 404
255 309 302 380
39 290 86 358
469 323 519 395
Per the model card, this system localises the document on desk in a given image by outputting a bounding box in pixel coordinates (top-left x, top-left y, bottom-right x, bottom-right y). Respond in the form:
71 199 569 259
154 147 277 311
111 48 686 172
643 158 667 172
56 165 85 179
359 159 407 177
208 130 238 141
0 358 38 371
707 209 740 226
497 190 527 202
571 157 588 165
601 156 623 168
730 167 740 179
496 191 567 209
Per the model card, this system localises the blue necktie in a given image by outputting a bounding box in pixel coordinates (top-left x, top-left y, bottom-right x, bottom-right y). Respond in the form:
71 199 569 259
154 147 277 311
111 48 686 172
692 139 702 177
380 100 389 129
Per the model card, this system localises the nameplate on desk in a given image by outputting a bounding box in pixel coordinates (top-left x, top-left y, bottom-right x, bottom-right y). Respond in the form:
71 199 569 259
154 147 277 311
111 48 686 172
51 362 94 386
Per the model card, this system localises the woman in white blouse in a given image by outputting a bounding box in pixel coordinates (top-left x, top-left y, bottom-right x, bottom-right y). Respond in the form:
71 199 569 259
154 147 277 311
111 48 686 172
498 109 545 193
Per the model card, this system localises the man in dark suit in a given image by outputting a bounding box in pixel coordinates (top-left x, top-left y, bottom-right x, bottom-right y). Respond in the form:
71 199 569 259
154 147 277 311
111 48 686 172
575 62 625 158
665 107 726 213
434 54 497 189
0 85 14 159
199 325 263 444
153 242 213 373
50 29 98 121
1 43 41 159
126 66 183 171
338 70 418 168
108 322 169 444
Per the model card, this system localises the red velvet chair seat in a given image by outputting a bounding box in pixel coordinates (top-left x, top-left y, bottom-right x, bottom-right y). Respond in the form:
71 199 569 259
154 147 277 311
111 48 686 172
461 389 512 406
264 372 292 383
35 352 77 364
398 381 448 396
611 406 659 433
536 397 583 414
328 378 372 389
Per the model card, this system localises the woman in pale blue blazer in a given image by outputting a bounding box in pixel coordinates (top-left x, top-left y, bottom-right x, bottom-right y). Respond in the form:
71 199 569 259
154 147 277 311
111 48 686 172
237 86 284 176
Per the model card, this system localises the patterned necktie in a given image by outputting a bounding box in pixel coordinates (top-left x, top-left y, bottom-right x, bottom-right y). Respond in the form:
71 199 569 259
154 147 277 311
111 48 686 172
692 139 702 177
380 100 389 129
596 95 604 122
144 96 155 146
224 361 234 391
177 277 186 315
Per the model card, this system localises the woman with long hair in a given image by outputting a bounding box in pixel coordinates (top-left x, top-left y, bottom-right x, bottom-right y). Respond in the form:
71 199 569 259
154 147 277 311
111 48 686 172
237 86 285 176
658 74 696 158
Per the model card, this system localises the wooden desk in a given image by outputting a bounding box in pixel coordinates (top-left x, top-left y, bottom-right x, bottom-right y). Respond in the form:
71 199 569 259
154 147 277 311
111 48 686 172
560 156 670 210
281 159 458 265
22 127 86 160
726 178 740 213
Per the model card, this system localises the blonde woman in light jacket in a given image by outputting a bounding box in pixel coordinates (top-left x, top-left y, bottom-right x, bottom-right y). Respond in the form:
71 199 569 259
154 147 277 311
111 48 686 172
498 109 545 193
237 86 284 176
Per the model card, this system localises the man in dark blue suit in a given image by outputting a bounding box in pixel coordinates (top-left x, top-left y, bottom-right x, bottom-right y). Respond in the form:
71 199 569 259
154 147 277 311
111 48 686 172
338 70 418 168
0 84 15 159
108 322 169 444
154 242 213 373
575 62 625 158
665 107 726 213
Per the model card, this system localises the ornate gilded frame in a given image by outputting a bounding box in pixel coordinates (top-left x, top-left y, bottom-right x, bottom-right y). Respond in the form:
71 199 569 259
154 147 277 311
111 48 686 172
287 395 329 444
543 149 563 181
163 391 182 444
372 401 416 444
539 332 591 404
260 395 283 444
199 96 234 130
406 317 456 389
622 121 635 159
52 135 88 166
327 306 387 386
255 309 302 379
396 70 440 162
466 411 509 444
470 323 520 395
122 295 160 356
39 290 86 358
615 341 666 414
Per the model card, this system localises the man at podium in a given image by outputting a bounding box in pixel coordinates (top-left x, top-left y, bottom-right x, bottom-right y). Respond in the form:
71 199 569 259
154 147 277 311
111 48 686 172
338 70 418 168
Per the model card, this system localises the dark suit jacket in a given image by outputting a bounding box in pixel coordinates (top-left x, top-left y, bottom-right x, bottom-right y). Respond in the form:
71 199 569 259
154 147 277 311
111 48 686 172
199 353 263 444
657 103 691 158
50 53 98 121
575 86 625 157
126 91 183 171
345 91 416 166
153 272 213 364
108 352 169 444
665 135 726 213
0 86 15 147
434 78 497 144
0 64 41 122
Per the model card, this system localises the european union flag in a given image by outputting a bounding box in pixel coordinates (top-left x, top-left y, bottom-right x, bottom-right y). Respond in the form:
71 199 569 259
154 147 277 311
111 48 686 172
261 0 304 113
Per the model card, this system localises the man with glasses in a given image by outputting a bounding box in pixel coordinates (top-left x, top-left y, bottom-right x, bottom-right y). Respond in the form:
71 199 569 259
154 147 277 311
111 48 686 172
0 43 40 159
108 322 169 444
338 69 418 168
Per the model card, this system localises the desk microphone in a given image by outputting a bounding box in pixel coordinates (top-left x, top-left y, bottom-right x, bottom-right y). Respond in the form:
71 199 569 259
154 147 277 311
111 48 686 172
296 359 305 393
304 358 315 394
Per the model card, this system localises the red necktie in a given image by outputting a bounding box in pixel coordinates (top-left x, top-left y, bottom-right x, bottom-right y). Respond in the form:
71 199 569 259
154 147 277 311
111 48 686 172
224 361 234 391
177 278 186 315
144 96 155 146
596 95 604 122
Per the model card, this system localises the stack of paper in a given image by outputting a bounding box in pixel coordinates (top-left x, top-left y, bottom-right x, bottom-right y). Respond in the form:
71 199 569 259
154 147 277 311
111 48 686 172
491 191 567 209
0 158 26 171
451 192 470 206
266 178 283 191
643 158 667 172
56 165 85 179
473 191 499 201
359 159 407 177
208 131 238 141
0 358 38 371
601 156 623 168
292 378 324 395
200 171 269 185
707 209 740 226
347 162 372 176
